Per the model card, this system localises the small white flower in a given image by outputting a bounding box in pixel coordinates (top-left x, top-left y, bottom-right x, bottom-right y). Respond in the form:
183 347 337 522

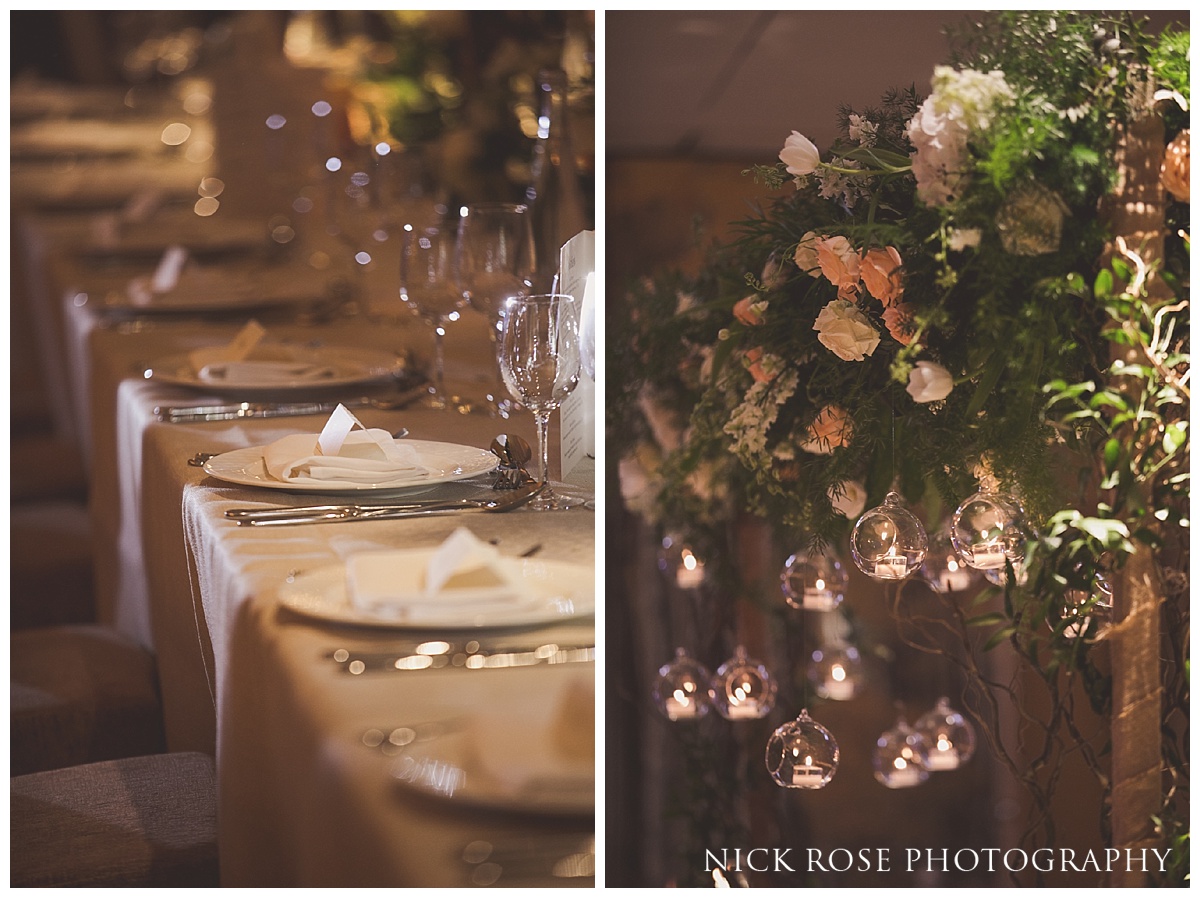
906 361 954 402
779 131 820 177
948 228 982 251
848 114 878 147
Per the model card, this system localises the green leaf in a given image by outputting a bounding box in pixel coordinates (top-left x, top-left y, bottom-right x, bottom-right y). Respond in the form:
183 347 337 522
1094 268 1114 300
966 612 1009 627
966 351 1007 416
983 626 1017 651
1104 438 1121 471
1163 422 1187 454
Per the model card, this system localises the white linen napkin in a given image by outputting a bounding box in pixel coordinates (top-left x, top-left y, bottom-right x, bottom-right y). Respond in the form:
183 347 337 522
346 528 520 619
187 323 337 384
463 675 595 799
127 247 256 308
261 405 424 486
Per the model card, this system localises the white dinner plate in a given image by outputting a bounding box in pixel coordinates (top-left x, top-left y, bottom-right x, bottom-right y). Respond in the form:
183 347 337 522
389 725 595 816
277 554 595 630
204 439 496 493
145 345 401 392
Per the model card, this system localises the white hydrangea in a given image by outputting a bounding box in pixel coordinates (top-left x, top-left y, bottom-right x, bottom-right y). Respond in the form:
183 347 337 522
907 66 1015 207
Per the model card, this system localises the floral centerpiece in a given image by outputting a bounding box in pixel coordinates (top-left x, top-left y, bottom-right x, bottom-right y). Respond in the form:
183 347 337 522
611 11 1188 884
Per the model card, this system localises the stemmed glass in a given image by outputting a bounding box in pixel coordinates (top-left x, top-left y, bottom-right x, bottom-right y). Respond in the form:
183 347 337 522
456 203 536 417
498 293 582 511
398 224 468 412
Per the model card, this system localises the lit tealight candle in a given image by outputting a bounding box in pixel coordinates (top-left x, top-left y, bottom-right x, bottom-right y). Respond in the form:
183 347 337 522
874 552 908 579
821 664 856 701
884 757 924 788
665 688 698 720
969 539 1007 570
791 755 825 787
675 551 705 589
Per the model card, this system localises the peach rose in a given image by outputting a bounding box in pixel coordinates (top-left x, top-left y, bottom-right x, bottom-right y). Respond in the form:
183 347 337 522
860 246 904 306
745 347 776 383
793 231 821 274
882 302 916 345
816 236 861 293
813 299 880 361
733 295 764 326
799 405 853 454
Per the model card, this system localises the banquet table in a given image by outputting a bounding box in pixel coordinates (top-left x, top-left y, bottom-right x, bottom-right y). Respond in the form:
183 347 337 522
13 79 597 887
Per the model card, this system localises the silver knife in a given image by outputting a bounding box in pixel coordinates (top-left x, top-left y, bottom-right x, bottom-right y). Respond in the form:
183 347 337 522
157 400 336 424
224 482 544 525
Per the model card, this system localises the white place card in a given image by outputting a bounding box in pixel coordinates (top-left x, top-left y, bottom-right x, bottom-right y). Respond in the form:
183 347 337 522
556 230 595 480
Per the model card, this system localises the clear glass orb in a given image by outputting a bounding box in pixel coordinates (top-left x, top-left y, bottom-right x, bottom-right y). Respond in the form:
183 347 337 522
921 526 980 594
651 647 714 721
657 534 707 590
951 490 1029 571
914 697 976 771
1054 570 1114 639
850 491 928 580
983 557 1029 587
873 716 931 788
807 643 863 701
765 709 839 789
781 546 848 611
711 645 776 720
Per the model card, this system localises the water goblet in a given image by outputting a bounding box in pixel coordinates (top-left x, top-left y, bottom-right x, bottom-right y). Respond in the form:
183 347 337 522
497 293 581 511
398 224 470 412
456 202 536 416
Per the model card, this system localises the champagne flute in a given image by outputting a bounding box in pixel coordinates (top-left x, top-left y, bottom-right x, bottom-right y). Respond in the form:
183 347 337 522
498 293 582 511
456 202 536 417
398 224 468 411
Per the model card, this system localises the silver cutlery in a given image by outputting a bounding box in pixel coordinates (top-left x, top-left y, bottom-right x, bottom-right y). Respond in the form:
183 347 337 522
331 641 595 675
156 389 427 424
461 835 595 886
224 482 545 526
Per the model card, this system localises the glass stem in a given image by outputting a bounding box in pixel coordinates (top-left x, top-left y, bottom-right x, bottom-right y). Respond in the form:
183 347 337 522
431 321 447 402
535 411 551 485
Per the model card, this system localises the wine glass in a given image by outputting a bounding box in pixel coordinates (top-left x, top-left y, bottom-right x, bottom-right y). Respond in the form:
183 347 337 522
398 224 470 411
498 293 581 510
456 202 536 417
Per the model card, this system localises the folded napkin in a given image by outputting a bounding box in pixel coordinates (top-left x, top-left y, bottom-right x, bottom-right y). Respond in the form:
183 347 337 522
128 246 255 308
261 404 423 486
346 528 520 619
194 359 337 385
463 675 595 799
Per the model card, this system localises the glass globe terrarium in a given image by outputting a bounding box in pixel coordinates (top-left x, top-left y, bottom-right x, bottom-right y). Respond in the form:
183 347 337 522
657 534 707 590
914 697 976 771
651 647 714 721
921 526 979 594
765 709 839 789
873 716 931 788
711 645 776 720
780 545 848 611
807 643 864 701
951 489 1029 572
851 491 928 580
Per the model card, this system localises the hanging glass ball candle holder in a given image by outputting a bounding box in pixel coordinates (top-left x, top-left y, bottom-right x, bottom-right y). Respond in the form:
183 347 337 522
658 534 707 590
712 645 777 720
914 697 976 771
807 642 864 701
651 647 714 721
872 716 931 788
983 557 1029 588
951 489 1029 572
850 491 928 581
765 709 839 789
1054 569 1113 640
781 545 848 611
920 525 979 594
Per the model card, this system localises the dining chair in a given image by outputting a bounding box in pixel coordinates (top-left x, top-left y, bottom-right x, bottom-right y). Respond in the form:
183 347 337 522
11 624 165 776
10 501 96 629
10 751 219 887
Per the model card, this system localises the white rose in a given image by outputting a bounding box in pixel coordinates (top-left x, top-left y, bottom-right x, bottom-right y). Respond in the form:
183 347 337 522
906 361 954 402
813 299 880 362
948 228 982 251
829 480 867 519
780 131 820 177
793 231 821 274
